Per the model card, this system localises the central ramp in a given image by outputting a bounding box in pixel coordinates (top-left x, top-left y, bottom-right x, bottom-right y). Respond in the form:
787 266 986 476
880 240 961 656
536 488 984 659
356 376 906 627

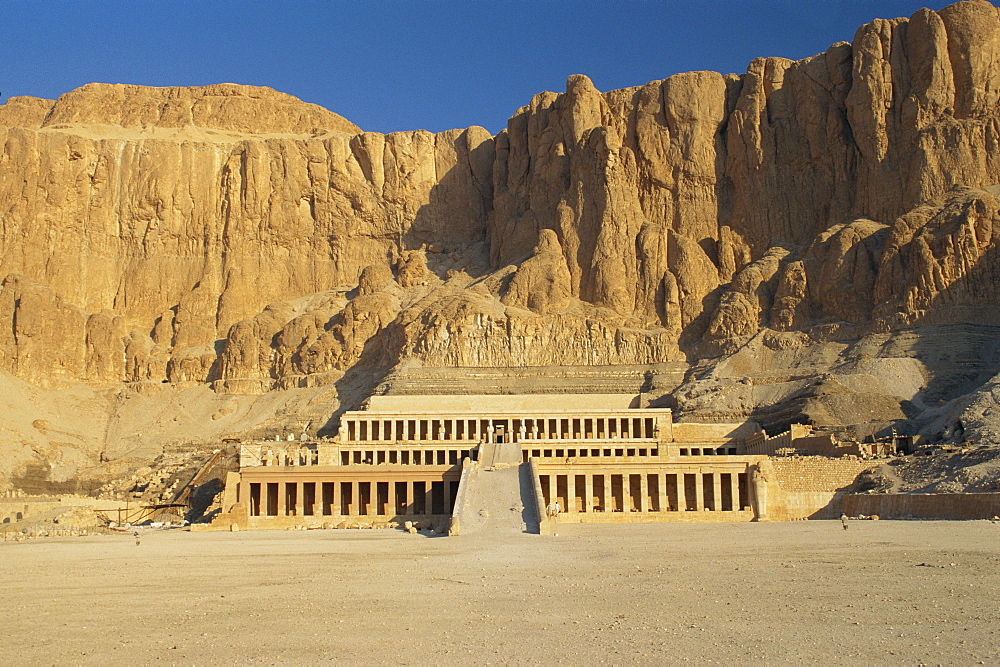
451 462 540 535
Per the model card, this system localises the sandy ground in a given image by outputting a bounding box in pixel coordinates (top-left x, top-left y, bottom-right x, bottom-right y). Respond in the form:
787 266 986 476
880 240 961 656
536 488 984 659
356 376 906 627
2 521 999 664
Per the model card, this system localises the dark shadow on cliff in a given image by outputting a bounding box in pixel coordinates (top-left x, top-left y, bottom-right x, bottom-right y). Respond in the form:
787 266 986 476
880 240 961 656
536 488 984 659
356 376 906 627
313 130 499 438
904 239 1000 396
399 129 496 281
740 240 1000 439
316 318 408 438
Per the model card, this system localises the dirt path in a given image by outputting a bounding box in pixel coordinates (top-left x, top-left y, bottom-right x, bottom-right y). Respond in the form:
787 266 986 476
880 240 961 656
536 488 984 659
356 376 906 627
2 521 999 663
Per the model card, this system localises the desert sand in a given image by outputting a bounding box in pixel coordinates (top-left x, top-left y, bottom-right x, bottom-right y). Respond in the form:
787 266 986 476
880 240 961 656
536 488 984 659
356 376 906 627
2 521 998 664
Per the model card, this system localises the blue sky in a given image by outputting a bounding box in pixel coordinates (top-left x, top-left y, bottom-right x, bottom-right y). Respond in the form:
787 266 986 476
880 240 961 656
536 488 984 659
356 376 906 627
4 1 956 134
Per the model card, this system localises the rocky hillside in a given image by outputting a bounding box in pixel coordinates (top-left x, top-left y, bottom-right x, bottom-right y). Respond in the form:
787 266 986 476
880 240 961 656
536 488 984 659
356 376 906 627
2 1 1000 491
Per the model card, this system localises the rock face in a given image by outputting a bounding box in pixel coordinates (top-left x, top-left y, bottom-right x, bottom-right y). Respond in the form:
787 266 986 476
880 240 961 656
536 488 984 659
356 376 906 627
501 229 573 315
4 1 1000 490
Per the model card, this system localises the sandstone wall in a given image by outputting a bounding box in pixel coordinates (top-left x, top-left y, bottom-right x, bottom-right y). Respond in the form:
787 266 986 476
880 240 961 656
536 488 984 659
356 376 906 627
770 458 875 493
845 492 1000 519
768 457 876 519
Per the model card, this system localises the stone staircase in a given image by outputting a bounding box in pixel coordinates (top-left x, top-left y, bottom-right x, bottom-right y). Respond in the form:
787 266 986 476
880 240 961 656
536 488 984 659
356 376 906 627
450 463 539 536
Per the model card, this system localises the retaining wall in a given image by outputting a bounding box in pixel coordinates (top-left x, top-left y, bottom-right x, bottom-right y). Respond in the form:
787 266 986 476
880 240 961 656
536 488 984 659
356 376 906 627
845 493 1000 520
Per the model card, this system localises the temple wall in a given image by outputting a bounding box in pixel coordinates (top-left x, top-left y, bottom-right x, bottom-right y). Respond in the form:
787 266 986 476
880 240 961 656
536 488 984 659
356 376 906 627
844 493 1000 520
770 458 875 492
537 457 760 524
672 422 758 442
212 465 463 530
765 458 876 520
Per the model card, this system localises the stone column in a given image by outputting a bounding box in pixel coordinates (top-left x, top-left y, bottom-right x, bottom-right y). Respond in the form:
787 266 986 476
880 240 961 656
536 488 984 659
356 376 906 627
730 473 740 511
639 474 649 513
387 481 397 516
425 482 435 516
695 472 705 511
621 475 631 514
601 474 611 513
657 473 668 512
238 480 250 507
316 483 326 516
677 474 687 513
566 475 576 513
342 482 351 516
751 462 770 521
277 482 287 516
584 475 594 513
295 482 305 517
405 480 414 515
713 473 723 512
331 481 340 516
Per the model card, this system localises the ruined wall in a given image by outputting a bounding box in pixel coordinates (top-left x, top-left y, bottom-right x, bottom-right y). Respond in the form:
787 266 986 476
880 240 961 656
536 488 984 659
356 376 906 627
768 457 876 519
771 457 875 492
845 492 1000 519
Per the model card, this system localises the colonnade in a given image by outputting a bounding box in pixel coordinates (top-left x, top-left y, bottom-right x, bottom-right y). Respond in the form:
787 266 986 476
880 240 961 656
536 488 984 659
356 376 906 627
538 469 751 514
525 445 740 459
524 446 659 460
241 478 459 517
336 447 475 466
341 415 659 443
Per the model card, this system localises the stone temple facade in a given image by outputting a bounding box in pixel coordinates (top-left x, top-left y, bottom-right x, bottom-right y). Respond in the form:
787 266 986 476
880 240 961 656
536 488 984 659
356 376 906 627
211 394 876 532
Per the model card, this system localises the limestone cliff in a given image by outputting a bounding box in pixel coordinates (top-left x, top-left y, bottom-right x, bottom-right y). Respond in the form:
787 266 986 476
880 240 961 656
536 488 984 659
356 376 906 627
3 1 1000 491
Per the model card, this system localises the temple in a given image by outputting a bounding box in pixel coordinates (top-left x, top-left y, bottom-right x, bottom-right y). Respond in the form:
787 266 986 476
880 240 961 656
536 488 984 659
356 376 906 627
211 391 881 532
